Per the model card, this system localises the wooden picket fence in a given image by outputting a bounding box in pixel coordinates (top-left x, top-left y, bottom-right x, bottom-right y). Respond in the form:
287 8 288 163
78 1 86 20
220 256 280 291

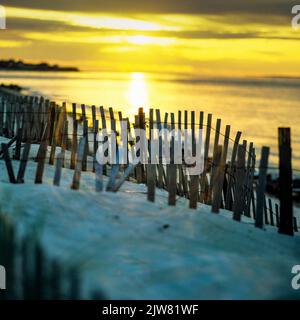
0 88 298 234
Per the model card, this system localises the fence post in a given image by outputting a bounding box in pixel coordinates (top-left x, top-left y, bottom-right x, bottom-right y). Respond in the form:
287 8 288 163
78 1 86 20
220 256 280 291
268 198 274 226
53 152 63 186
147 109 156 202
278 128 294 236
200 113 212 203
209 118 221 204
211 145 223 213
156 109 164 188
168 112 177 206
99 106 107 176
225 131 242 210
82 120 88 172
17 143 31 184
2 143 16 183
71 138 86 190
275 203 280 227
255 146 269 229
233 145 246 221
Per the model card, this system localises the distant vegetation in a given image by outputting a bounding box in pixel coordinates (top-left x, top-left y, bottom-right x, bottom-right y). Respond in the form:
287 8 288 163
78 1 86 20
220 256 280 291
0 83 22 92
0 59 79 72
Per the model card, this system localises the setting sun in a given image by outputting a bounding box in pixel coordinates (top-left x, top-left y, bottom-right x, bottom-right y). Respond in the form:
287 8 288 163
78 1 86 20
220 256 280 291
128 72 149 114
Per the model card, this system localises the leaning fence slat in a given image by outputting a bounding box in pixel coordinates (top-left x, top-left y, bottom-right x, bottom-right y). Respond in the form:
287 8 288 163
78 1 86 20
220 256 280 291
212 145 224 213
13 127 22 160
2 143 17 183
168 113 177 206
268 198 274 226
200 113 212 203
147 109 156 202
93 120 99 173
61 121 68 168
82 120 88 172
209 118 221 203
233 145 246 221
245 147 256 217
168 165 177 205
35 119 50 183
112 164 136 192
71 138 86 190
100 106 107 176
70 119 78 170
225 131 242 210
255 146 270 229
275 203 280 227
17 143 31 184
156 109 164 188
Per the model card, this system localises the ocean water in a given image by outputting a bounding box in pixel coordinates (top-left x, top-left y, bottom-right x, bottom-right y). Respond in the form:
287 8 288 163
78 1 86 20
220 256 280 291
1 71 300 176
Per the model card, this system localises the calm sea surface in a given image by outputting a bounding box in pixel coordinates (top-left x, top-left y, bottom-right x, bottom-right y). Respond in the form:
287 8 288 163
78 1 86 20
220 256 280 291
1 71 300 176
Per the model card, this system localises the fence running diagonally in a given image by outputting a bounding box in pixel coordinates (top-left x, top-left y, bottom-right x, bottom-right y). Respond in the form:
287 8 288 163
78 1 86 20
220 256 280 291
0 89 298 234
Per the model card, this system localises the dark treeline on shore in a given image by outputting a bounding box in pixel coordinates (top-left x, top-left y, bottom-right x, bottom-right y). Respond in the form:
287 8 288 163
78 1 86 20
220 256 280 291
0 59 79 72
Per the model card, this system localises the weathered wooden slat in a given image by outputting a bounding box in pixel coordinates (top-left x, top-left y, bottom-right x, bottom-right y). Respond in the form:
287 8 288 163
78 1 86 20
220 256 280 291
168 164 177 206
278 128 294 236
95 162 103 192
189 175 199 209
61 120 68 168
225 131 242 210
106 163 120 192
275 203 280 227
35 114 51 182
72 103 77 122
81 104 86 120
156 109 164 188
199 111 204 130
70 119 78 170
147 164 156 202
17 143 31 184
244 145 255 217
211 145 224 213
294 218 298 232
13 127 22 160
189 111 199 209
93 119 99 173
268 198 274 226
200 113 212 203
233 145 246 221
2 143 16 183
147 109 156 202
53 152 63 186
112 164 136 192
99 106 107 176
264 196 269 225
209 118 222 204
0 135 17 157
82 120 88 172
71 138 86 190
91 105 96 124
255 146 270 229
